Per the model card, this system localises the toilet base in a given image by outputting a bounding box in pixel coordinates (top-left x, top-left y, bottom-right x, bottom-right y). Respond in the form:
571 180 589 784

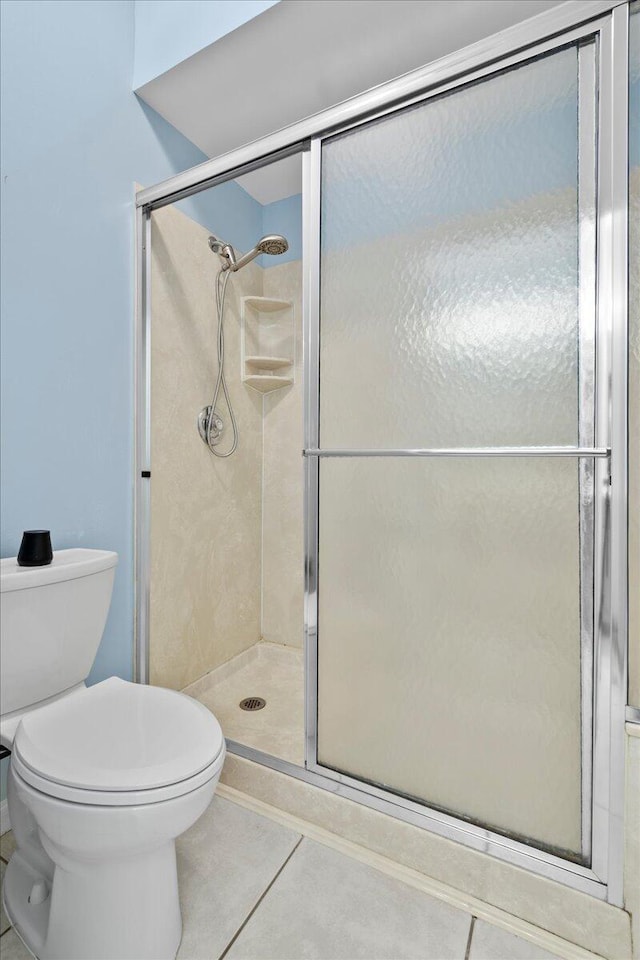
5 753 222 960
4 834 182 960
3 851 49 959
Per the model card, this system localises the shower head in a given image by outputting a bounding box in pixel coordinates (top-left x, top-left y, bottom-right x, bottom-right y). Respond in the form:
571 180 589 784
257 235 289 256
231 234 289 271
209 233 289 272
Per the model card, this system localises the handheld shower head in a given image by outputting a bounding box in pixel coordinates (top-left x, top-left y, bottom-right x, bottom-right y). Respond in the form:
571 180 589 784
220 234 288 272
257 235 289 256
208 233 288 271
200 231 289 459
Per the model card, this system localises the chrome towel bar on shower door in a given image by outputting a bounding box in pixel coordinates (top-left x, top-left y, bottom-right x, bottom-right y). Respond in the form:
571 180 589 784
303 447 610 458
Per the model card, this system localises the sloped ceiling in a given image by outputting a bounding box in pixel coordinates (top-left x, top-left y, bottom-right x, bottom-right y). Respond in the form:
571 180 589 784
136 0 563 202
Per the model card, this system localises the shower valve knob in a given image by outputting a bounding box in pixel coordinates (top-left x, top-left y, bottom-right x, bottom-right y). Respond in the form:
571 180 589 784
197 406 224 446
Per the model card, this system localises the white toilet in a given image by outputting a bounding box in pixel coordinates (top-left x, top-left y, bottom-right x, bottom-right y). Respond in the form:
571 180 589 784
0 548 226 960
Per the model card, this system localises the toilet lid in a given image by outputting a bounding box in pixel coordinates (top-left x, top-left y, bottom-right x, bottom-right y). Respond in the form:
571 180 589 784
14 677 225 792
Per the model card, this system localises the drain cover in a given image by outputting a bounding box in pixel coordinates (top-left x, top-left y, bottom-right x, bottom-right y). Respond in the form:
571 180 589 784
239 697 266 711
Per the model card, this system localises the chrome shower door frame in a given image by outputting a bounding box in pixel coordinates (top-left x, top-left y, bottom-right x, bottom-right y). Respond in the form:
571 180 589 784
302 7 628 905
134 0 629 907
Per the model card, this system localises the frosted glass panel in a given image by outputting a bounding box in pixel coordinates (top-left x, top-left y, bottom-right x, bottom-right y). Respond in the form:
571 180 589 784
629 3 640 707
317 457 584 858
315 43 594 861
320 47 582 448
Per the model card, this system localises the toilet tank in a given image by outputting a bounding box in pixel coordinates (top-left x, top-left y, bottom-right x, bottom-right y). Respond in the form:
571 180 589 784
0 549 118 717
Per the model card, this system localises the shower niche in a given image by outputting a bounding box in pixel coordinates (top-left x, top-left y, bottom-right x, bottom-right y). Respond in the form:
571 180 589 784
241 296 294 393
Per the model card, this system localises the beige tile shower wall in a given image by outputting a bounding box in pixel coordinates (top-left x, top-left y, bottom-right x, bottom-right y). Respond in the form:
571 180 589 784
150 204 263 690
261 262 304 648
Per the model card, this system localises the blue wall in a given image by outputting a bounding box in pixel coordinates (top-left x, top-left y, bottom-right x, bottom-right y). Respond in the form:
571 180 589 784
0 0 246 691
175 185 303 265
0 0 304 807
0 0 301 672
134 0 278 89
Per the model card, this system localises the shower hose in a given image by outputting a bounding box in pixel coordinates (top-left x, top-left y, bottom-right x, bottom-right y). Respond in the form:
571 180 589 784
206 267 238 457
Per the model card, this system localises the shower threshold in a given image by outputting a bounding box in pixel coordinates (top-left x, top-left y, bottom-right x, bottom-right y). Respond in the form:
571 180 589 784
183 641 304 766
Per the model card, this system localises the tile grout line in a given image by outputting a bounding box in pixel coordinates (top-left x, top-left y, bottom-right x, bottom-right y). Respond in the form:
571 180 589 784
217 835 303 960
464 916 476 960
217 785 605 960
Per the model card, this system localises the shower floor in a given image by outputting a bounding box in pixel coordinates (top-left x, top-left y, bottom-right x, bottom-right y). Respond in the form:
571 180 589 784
183 642 305 765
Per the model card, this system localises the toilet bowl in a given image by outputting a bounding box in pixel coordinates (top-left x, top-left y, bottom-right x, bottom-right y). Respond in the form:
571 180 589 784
0 550 227 959
3 677 226 960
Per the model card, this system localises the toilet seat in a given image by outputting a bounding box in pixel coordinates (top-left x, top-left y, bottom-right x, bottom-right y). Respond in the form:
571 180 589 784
11 676 225 806
10 748 225 806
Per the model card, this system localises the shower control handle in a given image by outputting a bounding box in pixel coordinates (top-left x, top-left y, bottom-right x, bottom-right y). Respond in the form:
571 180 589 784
197 406 224 446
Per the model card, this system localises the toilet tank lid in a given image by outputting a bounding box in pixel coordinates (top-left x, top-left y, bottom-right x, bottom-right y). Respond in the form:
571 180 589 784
1 548 118 593
13 677 225 792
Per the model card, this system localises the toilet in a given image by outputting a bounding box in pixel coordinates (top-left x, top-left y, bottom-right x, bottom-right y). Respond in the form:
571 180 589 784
0 548 226 960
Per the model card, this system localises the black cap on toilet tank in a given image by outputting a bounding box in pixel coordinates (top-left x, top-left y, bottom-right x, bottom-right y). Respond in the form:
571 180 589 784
17 530 53 567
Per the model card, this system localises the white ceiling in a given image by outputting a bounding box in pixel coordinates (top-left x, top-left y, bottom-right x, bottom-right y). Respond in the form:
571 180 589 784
235 153 302 204
137 0 564 203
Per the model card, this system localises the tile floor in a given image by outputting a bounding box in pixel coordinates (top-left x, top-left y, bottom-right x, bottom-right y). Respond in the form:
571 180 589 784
184 643 304 765
0 794 565 960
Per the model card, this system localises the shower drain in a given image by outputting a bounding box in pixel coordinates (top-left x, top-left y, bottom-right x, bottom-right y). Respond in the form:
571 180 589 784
239 697 266 711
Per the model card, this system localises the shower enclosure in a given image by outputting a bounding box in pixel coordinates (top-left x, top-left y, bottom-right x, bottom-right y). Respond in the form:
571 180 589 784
136 2 631 907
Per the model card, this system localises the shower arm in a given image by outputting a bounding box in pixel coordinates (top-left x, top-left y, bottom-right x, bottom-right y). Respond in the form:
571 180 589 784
224 246 261 272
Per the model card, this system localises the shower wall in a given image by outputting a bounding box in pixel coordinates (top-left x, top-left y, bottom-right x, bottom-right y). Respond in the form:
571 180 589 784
150 202 263 690
150 200 303 692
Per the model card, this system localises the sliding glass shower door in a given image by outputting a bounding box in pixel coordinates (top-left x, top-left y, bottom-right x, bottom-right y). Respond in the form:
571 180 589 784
307 40 604 866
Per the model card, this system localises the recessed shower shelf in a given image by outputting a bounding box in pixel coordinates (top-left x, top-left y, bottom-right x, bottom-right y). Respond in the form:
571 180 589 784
244 374 294 393
241 296 295 394
243 296 291 313
245 356 293 370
